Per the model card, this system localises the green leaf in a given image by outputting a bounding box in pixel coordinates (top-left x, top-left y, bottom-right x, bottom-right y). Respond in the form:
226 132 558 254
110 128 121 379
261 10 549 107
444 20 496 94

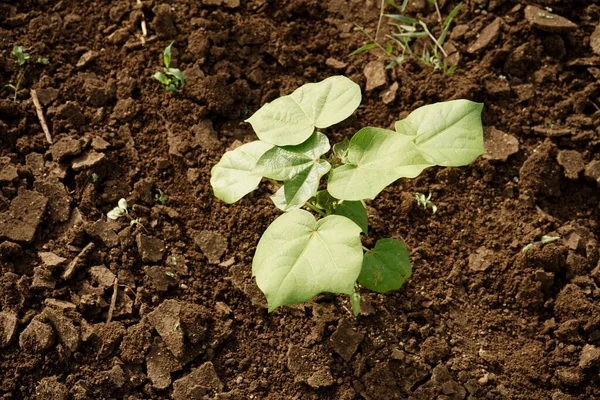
163 41 174 69
210 141 274 203
315 190 336 214
167 68 185 86
12 45 30 66
358 239 411 293
327 127 431 200
269 158 330 211
252 210 363 311
152 72 171 86
394 100 485 166
245 76 361 146
348 43 377 57
35 58 49 65
256 132 330 181
332 137 350 162
335 201 368 235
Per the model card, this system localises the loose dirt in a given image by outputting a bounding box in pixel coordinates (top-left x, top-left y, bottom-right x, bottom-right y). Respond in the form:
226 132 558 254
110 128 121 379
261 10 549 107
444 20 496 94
1 0 600 399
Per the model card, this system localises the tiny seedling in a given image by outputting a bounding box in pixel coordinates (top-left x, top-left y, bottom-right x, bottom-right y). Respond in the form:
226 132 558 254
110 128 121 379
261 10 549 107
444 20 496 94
152 42 184 92
522 235 560 252
2 45 49 102
210 76 485 315
350 0 461 74
154 188 168 204
413 192 437 214
107 198 142 227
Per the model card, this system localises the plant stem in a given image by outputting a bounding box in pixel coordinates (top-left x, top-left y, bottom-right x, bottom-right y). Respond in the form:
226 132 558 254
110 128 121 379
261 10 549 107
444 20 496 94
362 245 373 253
13 69 25 103
305 201 326 217
355 24 394 62
266 178 281 188
376 0 385 41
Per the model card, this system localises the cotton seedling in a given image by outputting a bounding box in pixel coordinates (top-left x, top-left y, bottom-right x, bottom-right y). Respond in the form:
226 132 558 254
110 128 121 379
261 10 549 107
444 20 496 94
107 198 142 227
2 45 49 102
522 235 560 252
413 192 437 214
210 76 485 315
154 188 168 204
152 42 184 92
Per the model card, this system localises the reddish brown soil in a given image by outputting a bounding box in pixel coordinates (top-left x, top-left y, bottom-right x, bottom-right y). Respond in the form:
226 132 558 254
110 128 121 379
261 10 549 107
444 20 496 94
1 0 600 399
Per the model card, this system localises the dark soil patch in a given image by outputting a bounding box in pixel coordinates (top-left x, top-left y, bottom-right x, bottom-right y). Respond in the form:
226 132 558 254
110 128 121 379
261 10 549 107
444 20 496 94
1 0 600 398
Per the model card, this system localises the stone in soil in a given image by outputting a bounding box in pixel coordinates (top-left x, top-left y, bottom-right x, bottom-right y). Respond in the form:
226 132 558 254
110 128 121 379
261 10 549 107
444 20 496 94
35 87 59 105
19 318 55 353
145 265 176 291
330 319 364 362
85 220 119 248
192 230 227 264
591 24 600 56
146 299 184 358
364 60 386 91
0 241 22 260
524 5 577 33
136 233 165 263
71 151 106 171
42 308 81 353
0 310 17 347
557 150 585 180
57 101 86 127
579 344 600 369
146 336 183 390
88 264 116 288
191 120 220 150
31 266 57 289
468 246 495 272
483 127 519 162
307 367 335 389
111 98 139 121
171 361 224 400
0 189 48 243
33 180 71 223
583 159 600 185
468 17 501 54
0 163 18 184
420 336 450 364
49 138 82 162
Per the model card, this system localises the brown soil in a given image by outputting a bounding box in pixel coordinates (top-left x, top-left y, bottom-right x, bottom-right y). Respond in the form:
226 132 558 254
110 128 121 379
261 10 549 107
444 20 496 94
1 0 600 399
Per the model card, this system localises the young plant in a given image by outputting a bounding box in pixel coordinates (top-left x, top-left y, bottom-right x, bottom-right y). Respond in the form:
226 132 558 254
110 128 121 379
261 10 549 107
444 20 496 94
210 76 484 315
351 0 461 74
154 188 168 205
522 235 560 252
107 198 141 227
2 45 49 102
413 192 437 214
152 42 184 92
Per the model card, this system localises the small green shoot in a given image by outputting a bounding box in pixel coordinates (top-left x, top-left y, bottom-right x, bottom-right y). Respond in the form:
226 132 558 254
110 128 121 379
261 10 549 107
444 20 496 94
210 76 485 313
522 235 560 253
107 198 144 227
154 188 168 205
3 45 49 102
152 42 184 92
91 173 99 183
413 192 437 214
351 0 461 74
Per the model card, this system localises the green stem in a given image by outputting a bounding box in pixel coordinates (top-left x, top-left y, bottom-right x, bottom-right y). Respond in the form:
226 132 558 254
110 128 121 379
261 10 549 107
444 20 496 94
13 69 25 103
266 178 281 188
362 245 373 253
305 201 326 217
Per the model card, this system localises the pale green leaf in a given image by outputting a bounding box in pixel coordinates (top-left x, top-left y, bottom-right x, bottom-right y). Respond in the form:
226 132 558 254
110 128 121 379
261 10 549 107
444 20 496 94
253 210 363 311
327 127 431 200
358 239 411 293
394 100 485 166
256 132 330 181
269 159 331 211
315 190 336 213
335 201 368 234
210 141 274 203
246 76 361 146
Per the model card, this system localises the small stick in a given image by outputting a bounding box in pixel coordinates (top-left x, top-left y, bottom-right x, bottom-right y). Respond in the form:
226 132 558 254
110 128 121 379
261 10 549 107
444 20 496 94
30 89 52 144
106 277 119 323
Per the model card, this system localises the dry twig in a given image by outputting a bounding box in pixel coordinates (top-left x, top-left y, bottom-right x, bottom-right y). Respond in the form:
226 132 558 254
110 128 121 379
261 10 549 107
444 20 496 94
30 89 52 144
106 277 119 323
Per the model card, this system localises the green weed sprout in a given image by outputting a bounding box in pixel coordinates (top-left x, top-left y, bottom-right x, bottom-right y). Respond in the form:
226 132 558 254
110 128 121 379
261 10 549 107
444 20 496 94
210 76 485 315
413 192 437 214
152 42 184 92
154 188 168 204
3 45 49 102
522 235 560 253
351 0 461 74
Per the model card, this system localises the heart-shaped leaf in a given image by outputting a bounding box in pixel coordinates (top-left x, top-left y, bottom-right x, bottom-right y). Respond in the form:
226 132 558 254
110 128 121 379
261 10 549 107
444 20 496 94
246 76 361 146
210 141 274 203
358 239 411 293
269 158 330 211
327 127 431 200
394 99 485 166
253 210 363 311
